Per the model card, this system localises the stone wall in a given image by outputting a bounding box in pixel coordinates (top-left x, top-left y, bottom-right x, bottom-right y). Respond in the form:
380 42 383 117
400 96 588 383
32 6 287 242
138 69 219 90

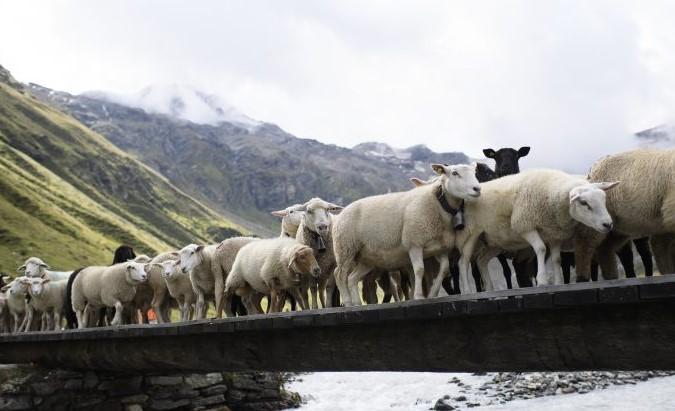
0 365 300 411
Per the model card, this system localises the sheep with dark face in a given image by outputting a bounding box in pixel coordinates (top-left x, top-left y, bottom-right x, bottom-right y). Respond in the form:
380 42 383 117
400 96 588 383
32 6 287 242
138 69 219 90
482 146 530 176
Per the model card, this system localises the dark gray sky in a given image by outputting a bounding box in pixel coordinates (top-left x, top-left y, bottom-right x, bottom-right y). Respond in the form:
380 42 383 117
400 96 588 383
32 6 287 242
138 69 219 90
2 0 674 171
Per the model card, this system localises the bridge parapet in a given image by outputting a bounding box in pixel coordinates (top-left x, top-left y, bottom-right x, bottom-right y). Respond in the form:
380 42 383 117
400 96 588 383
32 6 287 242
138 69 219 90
1 275 675 372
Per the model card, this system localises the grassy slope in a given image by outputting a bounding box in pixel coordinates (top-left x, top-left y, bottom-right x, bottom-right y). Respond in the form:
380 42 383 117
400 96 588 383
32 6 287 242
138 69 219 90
0 83 245 272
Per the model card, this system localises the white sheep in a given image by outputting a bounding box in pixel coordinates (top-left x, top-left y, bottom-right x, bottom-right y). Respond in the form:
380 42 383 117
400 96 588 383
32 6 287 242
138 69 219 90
294 197 343 309
21 277 67 331
177 243 222 320
271 204 306 238
17 257 72 281
575 149 675 280
333 163 481 305
71 261 149 328
456 169 618 291
224 237 321 314
158 259 195 322
1 278 29 333
134 251 179 323
213 236 260 316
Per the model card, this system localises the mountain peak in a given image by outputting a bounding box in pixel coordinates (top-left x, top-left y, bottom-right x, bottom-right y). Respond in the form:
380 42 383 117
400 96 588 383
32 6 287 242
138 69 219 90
635 124 675 148
83 84 260 129
0 64 24 91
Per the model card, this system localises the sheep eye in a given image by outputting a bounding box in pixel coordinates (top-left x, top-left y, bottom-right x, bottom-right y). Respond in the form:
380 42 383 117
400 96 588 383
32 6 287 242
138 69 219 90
452 171 460 177
579 200 588 206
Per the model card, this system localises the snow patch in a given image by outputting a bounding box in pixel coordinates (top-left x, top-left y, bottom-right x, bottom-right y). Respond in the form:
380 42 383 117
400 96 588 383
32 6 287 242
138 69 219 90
83 84 260 129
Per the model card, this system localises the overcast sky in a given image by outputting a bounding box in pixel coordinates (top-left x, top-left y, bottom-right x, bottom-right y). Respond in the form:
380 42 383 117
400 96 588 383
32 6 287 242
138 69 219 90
2 1 674 172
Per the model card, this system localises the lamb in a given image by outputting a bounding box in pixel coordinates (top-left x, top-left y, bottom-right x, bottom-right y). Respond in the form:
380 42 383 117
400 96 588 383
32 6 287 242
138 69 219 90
134 251 179 323
224 237 321 314
158 260 196 322
71 261 149 328
272 204 306 238
456 169 618 292
21 277 67 331
17 257 72 281
333 163 481 305
1 278 29 333
575 149 675 280
293 197 343 309
177 243 223 320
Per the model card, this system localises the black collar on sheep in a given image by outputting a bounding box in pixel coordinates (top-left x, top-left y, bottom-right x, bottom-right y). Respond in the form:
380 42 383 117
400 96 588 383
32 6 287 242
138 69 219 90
434 185 465 230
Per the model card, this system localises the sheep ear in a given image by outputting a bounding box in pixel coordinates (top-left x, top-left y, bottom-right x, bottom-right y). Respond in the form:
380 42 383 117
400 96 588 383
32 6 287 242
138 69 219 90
431 164 446 175
410 177 426 187
483 149 496 159
518 146 531 157
170 252 179 257
569 193 581 205
594 181 620 191
271 210 288 217
327 204 343 215
195 245 204 253
40 263 50 269
42 278 50 284
0 285 9 292
16 265 26 273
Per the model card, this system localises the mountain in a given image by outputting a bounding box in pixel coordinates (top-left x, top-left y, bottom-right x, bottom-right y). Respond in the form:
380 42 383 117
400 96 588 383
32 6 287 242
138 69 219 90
635 124 675 148
30 84 471 233
352 142 469 174
0 65 244 271
84 84 260 129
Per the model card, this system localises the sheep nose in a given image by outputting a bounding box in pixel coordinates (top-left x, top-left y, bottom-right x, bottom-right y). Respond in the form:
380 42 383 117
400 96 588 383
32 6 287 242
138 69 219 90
312 267 321 276
603 222 613 231
317 224 328 232
181 267 187 274
473 186 481 193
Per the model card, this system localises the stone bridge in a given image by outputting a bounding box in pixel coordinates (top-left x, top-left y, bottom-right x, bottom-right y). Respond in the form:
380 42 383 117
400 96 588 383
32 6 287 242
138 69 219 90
2 276 675 373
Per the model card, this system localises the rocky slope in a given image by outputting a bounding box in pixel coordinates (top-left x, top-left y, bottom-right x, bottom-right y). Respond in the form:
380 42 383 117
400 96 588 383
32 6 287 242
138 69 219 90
0 65 244 270
30 84 470 233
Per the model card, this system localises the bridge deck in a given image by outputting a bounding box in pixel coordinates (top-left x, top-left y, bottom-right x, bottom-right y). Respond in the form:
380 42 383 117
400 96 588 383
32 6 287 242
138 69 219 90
1 276 675 372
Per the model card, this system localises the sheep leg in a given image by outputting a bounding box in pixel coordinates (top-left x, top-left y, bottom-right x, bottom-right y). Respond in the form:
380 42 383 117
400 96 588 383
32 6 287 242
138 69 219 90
151 292 167 324
13 314 23 333
429 253 450 298
347 263 374 306
195 291 206 320
522 230 547 286
407 246 427 300
361 275 377 304
288 287 309 310
459 234 480 294
477 252 499 291
22 307 33 332
111 301 124 326
616 242 636 278
596 234 629 280
635 237 654 276
214 272 225 319
335 262 355 306
318 277 328 308
498 255 513 289
549 242 564 285
389 271 402 302
310 282 320 310
651 234 675 275
53 312 61 331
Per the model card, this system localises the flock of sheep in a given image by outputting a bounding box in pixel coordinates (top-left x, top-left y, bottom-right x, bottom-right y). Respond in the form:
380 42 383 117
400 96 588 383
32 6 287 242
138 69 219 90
0 147 673 332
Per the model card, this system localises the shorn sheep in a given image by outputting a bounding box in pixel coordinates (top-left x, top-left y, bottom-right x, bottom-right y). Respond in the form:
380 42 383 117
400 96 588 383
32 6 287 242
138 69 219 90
134 251 179 323
71 261 149 328
177 244 223 320
575 149 675 280
1 278 29 333
158 260 196 322
294 197 343 309
333 163 481 304
272 204 306 238
21 277 67 331
225 237 321 314
456 169 618 292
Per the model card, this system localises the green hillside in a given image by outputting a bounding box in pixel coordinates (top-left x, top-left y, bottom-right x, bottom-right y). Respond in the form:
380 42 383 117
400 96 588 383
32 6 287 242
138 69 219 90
0 78 245 272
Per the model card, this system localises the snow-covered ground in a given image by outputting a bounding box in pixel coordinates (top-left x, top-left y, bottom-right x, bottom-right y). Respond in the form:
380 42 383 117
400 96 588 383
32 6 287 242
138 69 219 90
285 373 675 411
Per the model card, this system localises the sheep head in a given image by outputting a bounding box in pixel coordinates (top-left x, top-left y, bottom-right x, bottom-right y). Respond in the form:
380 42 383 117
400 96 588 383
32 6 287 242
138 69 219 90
569 182 619 233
